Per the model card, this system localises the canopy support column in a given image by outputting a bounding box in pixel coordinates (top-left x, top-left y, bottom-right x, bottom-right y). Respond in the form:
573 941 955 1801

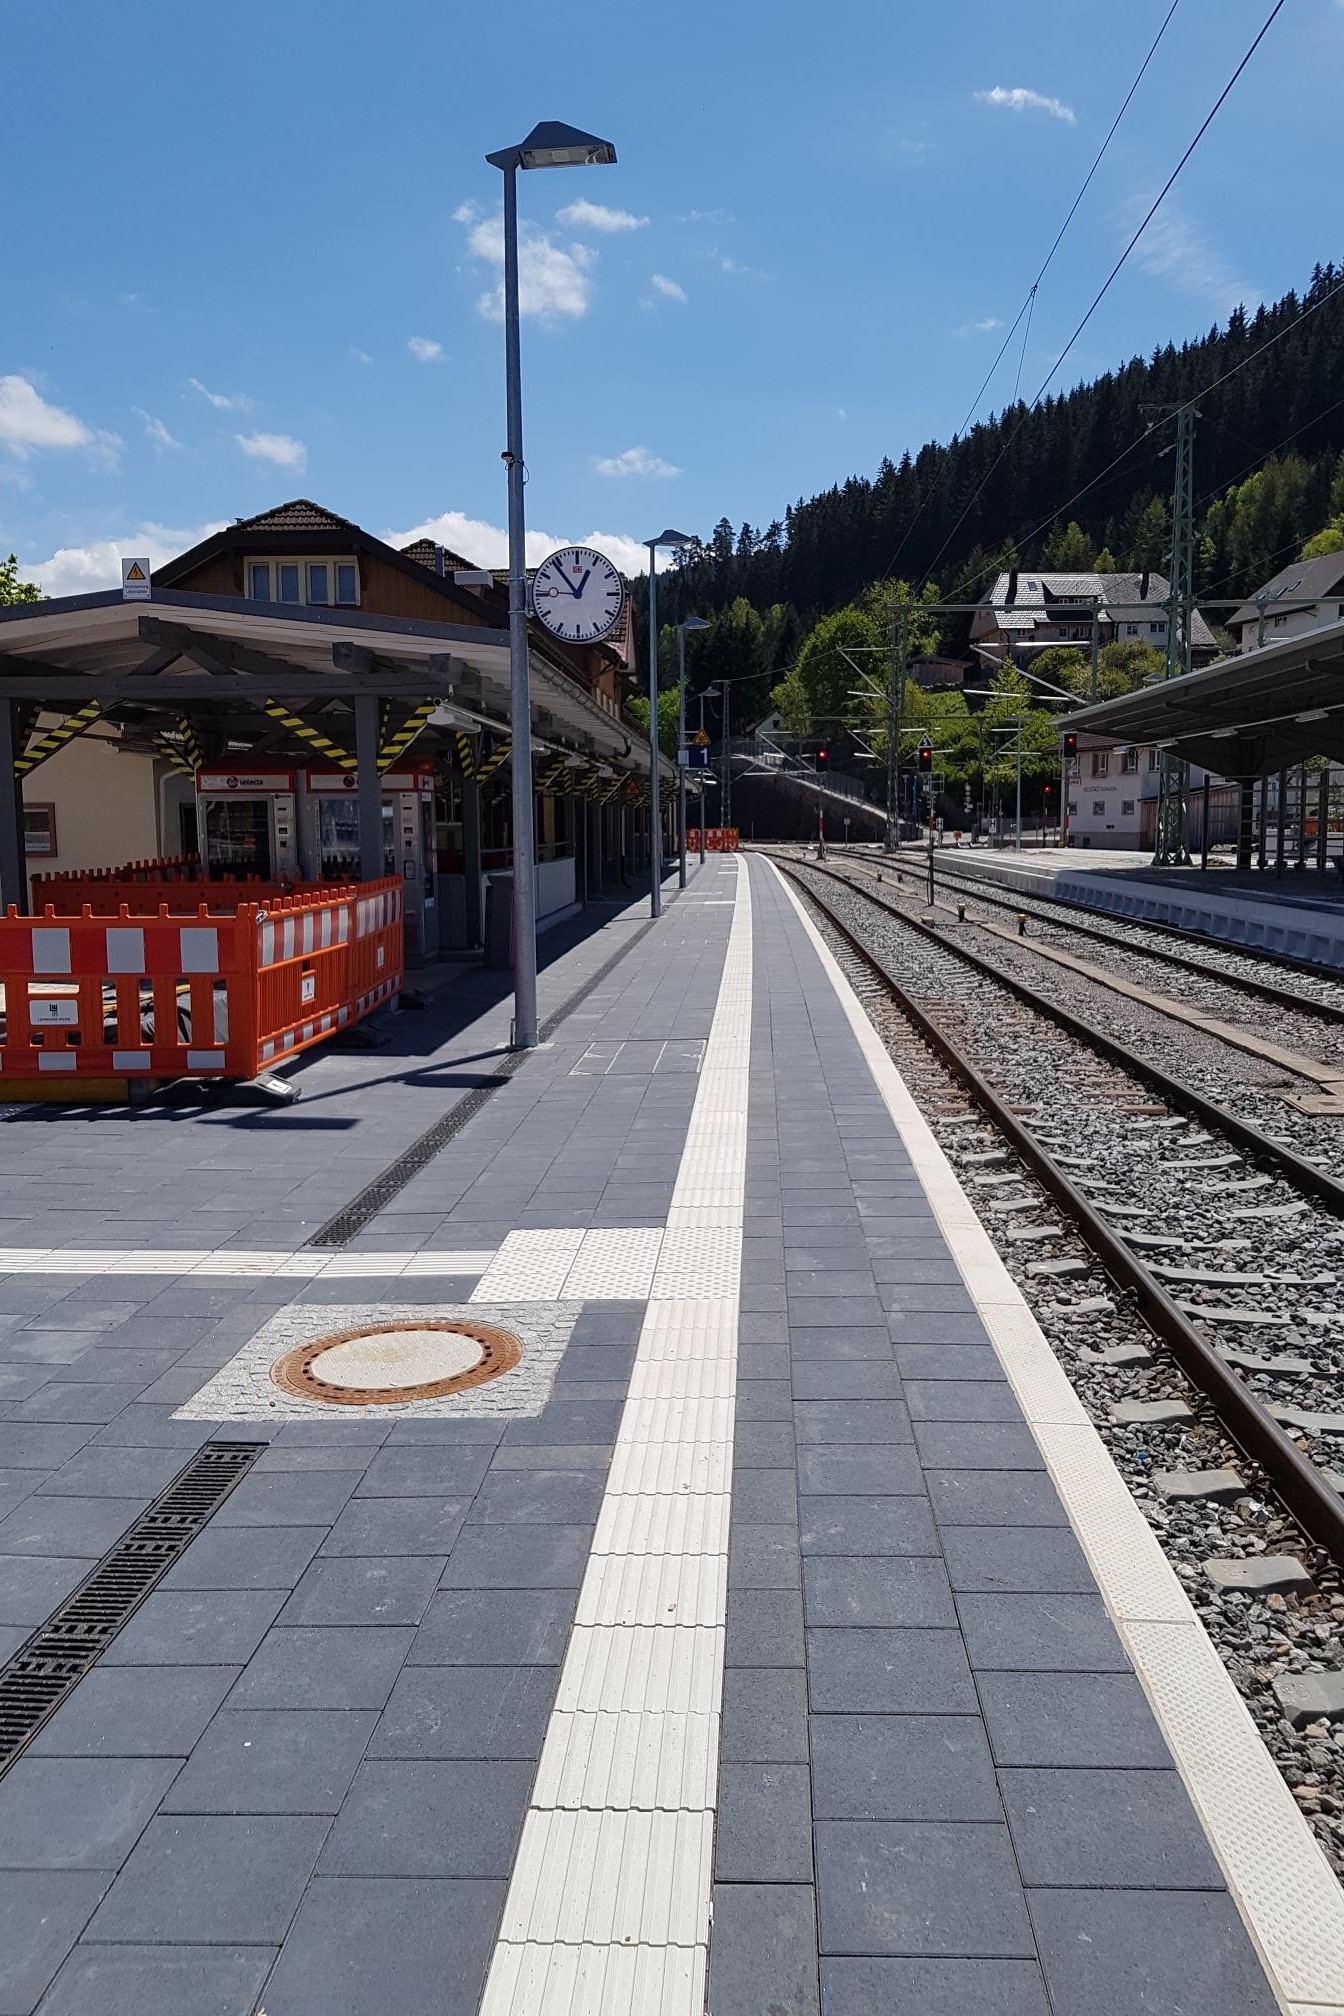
355 696 383 884
462 775 483 948
0 702 28 915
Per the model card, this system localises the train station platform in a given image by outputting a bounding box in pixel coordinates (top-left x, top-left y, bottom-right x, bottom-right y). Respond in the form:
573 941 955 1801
952 844 1344 968
0 854 1339 2014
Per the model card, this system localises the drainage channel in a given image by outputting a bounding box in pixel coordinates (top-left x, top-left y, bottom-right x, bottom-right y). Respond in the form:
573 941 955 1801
307 917 657 1248
0 1439 264 1780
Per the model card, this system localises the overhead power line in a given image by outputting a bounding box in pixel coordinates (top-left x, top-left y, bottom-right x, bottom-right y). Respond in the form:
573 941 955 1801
884 0 1184 580
914 0 1292 590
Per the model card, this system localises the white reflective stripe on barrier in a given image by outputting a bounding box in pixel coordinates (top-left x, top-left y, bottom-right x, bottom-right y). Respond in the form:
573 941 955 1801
105 928 145 974
31 929 71 975
179 927 219 975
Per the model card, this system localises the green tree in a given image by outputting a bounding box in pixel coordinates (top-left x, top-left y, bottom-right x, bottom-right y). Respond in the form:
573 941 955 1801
979 669 1061 788
627 688 681 761
1301 517 1344 559
1041 520 1095 571
1092 546 1116 573
793 604 883 728
768 666 812 734
0 554 39 605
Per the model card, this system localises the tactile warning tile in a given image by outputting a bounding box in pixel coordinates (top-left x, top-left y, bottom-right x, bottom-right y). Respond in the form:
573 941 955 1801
497 1807 713 1946
559 1228 664 1302
532 1710 720 1810
471 1229 585 1303
649 1224 742 1300
575 1553 727 1630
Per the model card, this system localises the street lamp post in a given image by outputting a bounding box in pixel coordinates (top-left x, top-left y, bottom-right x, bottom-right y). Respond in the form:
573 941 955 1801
486 120 616 1049
676 615 711 887
643 531 696 919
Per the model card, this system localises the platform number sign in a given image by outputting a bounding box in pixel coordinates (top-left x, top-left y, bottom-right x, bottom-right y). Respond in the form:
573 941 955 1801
532 546 626 644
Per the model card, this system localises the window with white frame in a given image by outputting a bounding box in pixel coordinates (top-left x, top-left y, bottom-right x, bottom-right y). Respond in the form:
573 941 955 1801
1122 747 1139 772
23 804 56 856
1121 798 1136 816
1148 749 1159 770
1090 752 1108 776
246 558 359 607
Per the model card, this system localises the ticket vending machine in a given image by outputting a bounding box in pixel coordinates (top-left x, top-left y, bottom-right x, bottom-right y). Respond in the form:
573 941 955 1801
194 769 300 882
299 766 438 960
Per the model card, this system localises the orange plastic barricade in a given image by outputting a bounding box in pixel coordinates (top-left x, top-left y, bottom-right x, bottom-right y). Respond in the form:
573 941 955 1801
31 856 304 916
0 879 403 1096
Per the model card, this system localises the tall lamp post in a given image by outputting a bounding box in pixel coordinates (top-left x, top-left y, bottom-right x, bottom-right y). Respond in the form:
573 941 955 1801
643 530 696 919
486 120 616 1048
676 615 711 887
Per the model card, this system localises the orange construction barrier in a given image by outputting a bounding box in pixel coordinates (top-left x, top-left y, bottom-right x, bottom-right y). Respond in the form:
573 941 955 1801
0 879 403 1097
686 828 740 853
31 855 305 916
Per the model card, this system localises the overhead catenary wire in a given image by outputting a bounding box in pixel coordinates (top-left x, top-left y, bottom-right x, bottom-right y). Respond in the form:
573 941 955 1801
914 0 1292 593
884 0 1185 581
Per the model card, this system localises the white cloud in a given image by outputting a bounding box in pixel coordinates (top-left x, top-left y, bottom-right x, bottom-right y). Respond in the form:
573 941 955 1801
407 336 444 363
650 273 687 304
681 208 735 226
0 375 92 457
0 375 119 467
384 509 684 581
593 446 681 480
951 316 1003 336
976 85 1076 125
1123 196 1256 311
132 407 179 449
460 211 596 321
18 520 228 599
234 431 307 472
189 376 250 411
351 347 373 366
556 198 648 233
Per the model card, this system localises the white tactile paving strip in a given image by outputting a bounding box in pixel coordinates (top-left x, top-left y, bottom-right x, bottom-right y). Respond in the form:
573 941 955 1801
768 855 1344 2015
480 857 751 2014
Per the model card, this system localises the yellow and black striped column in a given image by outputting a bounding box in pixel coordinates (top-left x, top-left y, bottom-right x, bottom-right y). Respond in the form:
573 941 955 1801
378 701 436 773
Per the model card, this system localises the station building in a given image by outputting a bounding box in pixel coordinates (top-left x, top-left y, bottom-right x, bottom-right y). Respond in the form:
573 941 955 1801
1 500 667 958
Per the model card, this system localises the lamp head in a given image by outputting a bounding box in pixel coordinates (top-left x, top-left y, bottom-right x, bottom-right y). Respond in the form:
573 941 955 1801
644 529 696 551
487 121 617 171
680 614 712 633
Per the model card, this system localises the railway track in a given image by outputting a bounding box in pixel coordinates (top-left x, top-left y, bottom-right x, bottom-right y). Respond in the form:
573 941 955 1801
837 844 1344 1021
771 851 1344 1873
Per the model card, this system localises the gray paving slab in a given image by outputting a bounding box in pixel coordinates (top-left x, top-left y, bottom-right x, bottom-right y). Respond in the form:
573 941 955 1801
101 1588 285 1668
811 1714 1001 1823
159 1710 376 1816
86 1813 329 1945
820 1956 1049 2016
716 1763 815 1883
815 1819 1034 1957
720 1666 811 1763
255 1875 503 2016
228 1627 414 1710
709 1885 820 2016
806 1628 978 1715
0 1757 178 1871
956 1592 1132 1672
802 1554 956 1628
978 1670 1173 1767
30 1665 242 1760
34 1944 275 2016
0 1871 108 2015
799 1494 939 1556
1000 1767 1225 1888
1026 1889 1280 2015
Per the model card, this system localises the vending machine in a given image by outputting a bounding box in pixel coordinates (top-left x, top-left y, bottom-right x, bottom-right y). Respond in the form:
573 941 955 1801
194 768 300 882
299 765 439 960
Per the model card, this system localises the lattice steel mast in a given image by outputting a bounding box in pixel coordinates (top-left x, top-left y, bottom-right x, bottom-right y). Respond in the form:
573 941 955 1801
1152 400 1198 865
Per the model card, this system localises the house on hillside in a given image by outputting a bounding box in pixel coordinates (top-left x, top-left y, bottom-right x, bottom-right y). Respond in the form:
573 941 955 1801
971 569 1217 672
1228 551 1344 652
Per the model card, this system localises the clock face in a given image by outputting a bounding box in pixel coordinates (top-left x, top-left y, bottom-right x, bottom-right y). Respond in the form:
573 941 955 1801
532 546 626 644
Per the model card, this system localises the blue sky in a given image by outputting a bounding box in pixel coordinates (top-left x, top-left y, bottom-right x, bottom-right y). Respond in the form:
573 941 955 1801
4 0 1342 595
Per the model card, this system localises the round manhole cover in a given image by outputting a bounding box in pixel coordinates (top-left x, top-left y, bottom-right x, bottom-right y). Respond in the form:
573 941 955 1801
270 1318 521 1406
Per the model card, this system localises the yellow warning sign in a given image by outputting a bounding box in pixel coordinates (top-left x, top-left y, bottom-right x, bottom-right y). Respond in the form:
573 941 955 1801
121 556 152 601
692 728 710 746
125 562 145 580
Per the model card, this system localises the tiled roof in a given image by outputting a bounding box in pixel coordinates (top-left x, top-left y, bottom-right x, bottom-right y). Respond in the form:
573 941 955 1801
980 571 1215 648
1229 551 1344 630
232 499 362 535
398 537 479 576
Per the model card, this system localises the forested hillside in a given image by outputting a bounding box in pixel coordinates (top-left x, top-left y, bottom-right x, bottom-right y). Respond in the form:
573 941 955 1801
648 260 1344 736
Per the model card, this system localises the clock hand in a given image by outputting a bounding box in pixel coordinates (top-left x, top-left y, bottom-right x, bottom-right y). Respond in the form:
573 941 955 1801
576 569 592 598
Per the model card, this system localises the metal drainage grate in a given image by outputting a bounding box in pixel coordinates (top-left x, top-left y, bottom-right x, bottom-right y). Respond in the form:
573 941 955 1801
0 1440 263 1781
307 919 656 1248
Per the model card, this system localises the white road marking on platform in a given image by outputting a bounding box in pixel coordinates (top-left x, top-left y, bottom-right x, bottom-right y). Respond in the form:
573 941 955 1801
768 854 1344 2013
480 857 750 2013
0 1246 500 1280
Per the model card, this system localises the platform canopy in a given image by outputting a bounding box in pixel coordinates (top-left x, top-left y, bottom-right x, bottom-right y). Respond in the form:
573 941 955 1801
1065 616 1344 774
0 587 654 771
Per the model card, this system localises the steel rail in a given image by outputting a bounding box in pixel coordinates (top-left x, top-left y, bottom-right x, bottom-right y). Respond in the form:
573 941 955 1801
773 856 1344 1567
831 848 1344 1026
783 855 1344 1218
